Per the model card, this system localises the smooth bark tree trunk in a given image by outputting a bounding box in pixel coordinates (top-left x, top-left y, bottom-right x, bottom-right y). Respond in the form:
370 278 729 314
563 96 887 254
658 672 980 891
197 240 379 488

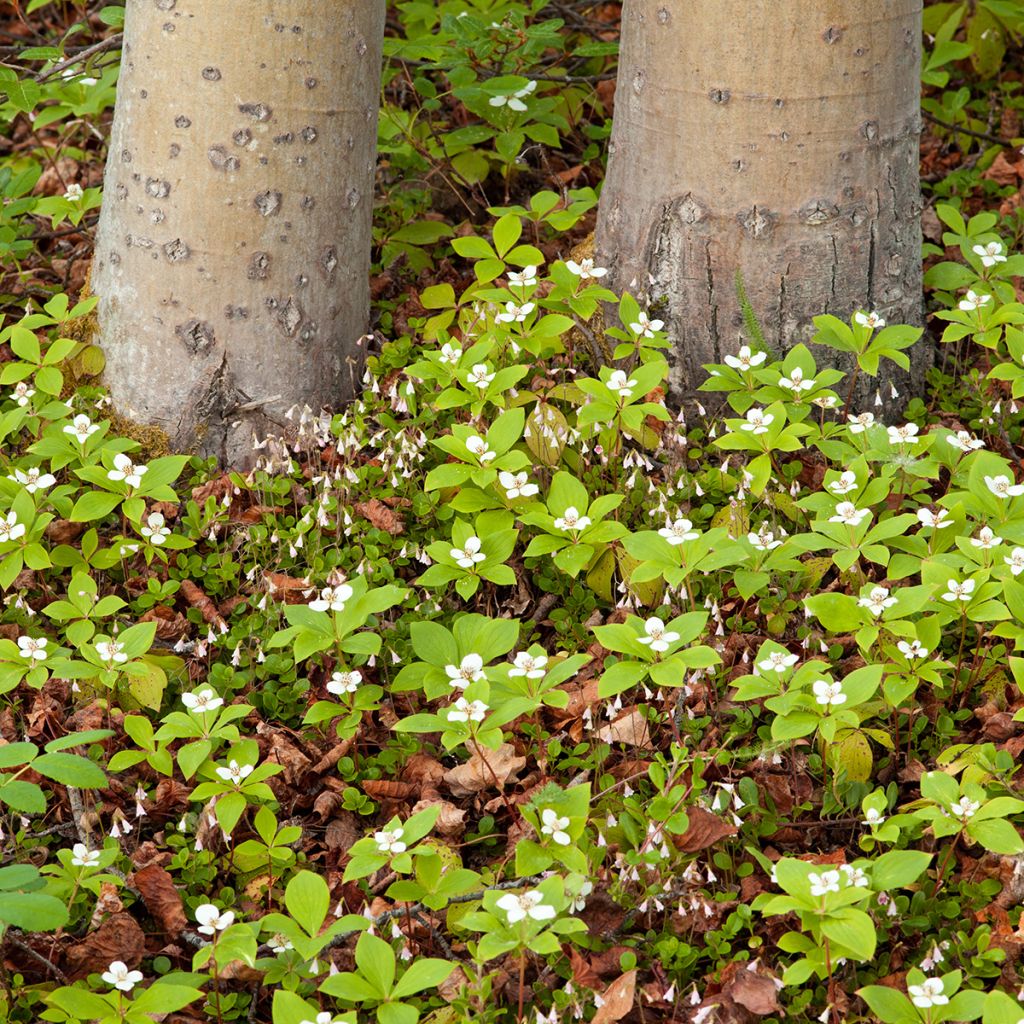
91 0 385 464
596 0 927 406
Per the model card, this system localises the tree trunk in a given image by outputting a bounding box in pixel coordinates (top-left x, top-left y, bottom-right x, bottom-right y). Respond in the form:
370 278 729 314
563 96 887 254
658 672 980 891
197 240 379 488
91 0 384 465
596 0 927 407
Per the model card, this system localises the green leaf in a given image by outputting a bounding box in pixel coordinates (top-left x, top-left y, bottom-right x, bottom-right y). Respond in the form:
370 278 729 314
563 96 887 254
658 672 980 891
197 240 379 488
70 490 122 523
285 870 330 937
392 958 456 998
354 931 396 996
31 752 106 788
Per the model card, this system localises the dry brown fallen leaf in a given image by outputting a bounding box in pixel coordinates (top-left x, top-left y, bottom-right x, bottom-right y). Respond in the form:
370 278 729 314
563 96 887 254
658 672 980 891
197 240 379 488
598 707 651 748
592 969 636 1024
673 806 738 853
130 864 188 938
443 743 526 797
65 912 145 979
723 963 782 1016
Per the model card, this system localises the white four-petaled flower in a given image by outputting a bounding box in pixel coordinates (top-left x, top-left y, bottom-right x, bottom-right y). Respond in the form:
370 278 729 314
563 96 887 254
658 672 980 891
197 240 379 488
972 526 1002 550
309 583 353 612
812 679 846 707
497 301 535 324
101 961 143 992
808 870 842 897
496 889 556 923
916 508 951 530
908 977 948 1009
947 430 984 453
0 511 26 544
724 346 766 372
854 311 885 331
450 536 486 568
467 363 496 389
829 502 870 527
107 452 148 489
447 697 489 723
510 651 548 678
465 435 496 463
489 81 536 111
858 586 897 617
629 311 664 338
71 843 101 868
374 827 406 854
942 578 975 602
959 289 991 312
758 650 798 673
985 475 1024 499
637 616 679 654
64 413 99 443
1005 548 1024 576
828 471 858 496
507 266 539 289
847 412 875 434
438 342 462 365
140 511 171 544
553 506 591 532
95 639 127 665
327 670 362 694
606 369 637 398
779 367 815 393
659 518 699 544
215 760 254 785
973 241 1006 267
17 635 47 660
897 640 928 660
740 408 773 435
499 470 539 499
195 903 235 935
886 423 919 445
446 653 486 689
9 467 55 494
949 797 980 820
540 808 571 846
565 258 607 281
12 382 35 406
182 687 224 713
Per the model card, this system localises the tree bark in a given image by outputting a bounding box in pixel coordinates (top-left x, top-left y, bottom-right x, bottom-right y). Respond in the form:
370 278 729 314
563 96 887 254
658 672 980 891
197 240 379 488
596 0 927 407
91 0 385 464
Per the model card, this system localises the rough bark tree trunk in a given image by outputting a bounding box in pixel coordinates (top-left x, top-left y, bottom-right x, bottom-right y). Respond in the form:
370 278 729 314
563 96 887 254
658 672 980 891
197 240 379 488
596 0 927 408
91 0 385 465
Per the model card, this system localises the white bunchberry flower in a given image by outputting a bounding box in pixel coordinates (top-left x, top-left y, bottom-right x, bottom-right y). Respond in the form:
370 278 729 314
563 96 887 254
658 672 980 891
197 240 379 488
181 688 224 713
445 654 485 689
63 183 84 202
95 639 127 665
101 961 144 992
808 870 842 897
215 760 254 785
741 408 773 435
854 311 885 330
438 342 462 365
886 423 919 445
749 524 784 551
565 258 607 281
309 583 353 612
499 470 539 499
858 586 897 617
489 80 536 111
829 471 858 496
327 670 362 694
949 797 980 820
916 507 951 530
724 345 766 372
942 578 975 602
959 289 991 312
195 903 235 935
0 510 26 544
864 806 886 826
497 301 535 324
947 430 984 453
637 616 680 654
659 517 699 544
973 241 1007 267
909 977 948 1009
64 413 99 443
630 311 664 338
496 890 556 923
828 502 870 526
71 843 101 868
971 526 1002 550
12 382 35 407
9 467 56 494
510 651 548 679
1005 548 1024 576
847 412 875 434
840 864 869 887
447 697 489 723
107 452 148 489
17 636 47 661
985 475 1024 499
467 363 496 389
270 934 295 954
374 827 406 854
779 367 815 393
553 506 591 532
139 512 171 544
758 650 798 673
507 266 539 289
606 369 637 398
540 808 571 845
812 680 846 707
465 435 496 463
450 536 486 569
897 640 928 660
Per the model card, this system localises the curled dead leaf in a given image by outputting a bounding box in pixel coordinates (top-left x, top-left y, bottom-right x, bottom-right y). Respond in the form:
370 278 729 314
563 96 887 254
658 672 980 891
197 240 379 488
443 743 526 797
592 969 636 1024
130 864 188 937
